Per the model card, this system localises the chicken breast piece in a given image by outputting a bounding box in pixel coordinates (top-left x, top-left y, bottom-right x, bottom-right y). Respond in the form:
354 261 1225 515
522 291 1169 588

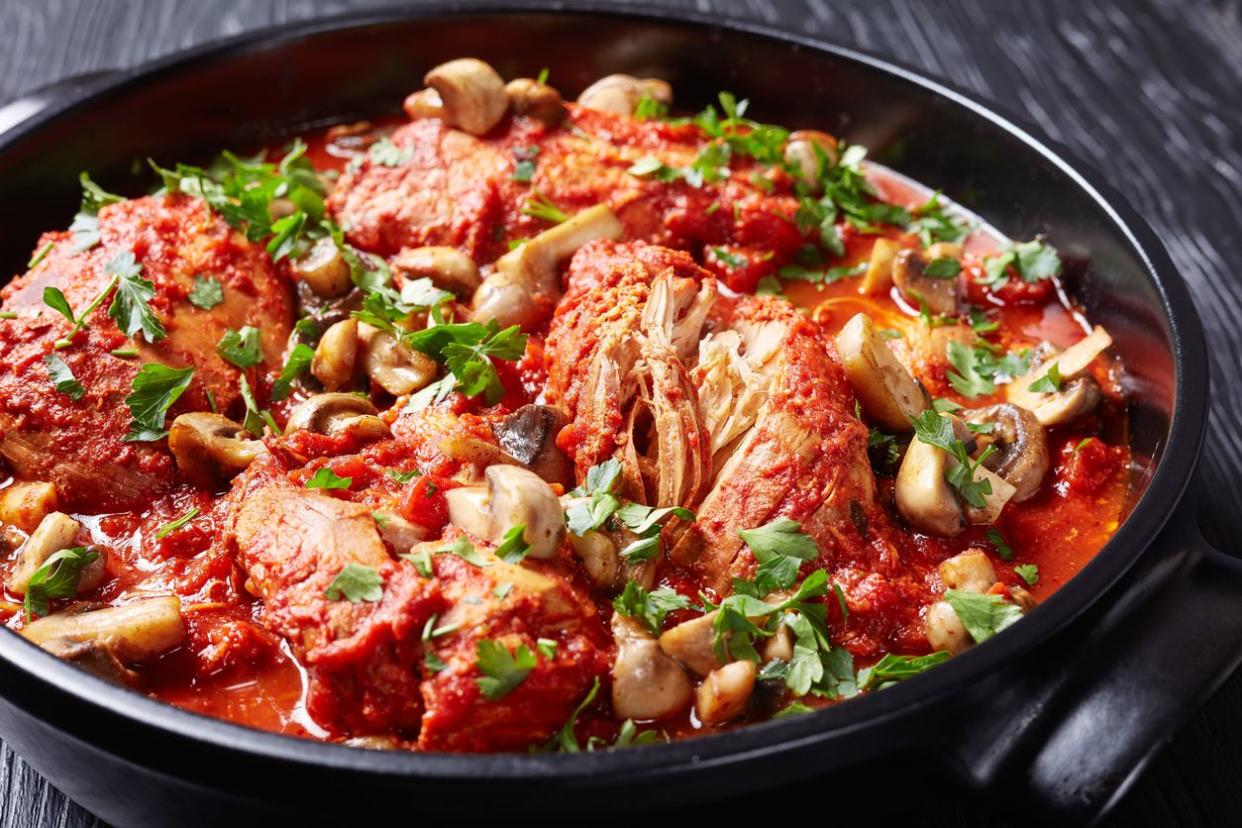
0 194 293 510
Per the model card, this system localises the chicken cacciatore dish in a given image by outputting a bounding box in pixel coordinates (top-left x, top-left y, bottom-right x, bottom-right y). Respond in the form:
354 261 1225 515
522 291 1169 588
0 59 1129 752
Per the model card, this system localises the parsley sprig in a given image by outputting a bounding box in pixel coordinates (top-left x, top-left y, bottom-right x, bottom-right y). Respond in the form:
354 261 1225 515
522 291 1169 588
23 547 100 621
910 410 995 509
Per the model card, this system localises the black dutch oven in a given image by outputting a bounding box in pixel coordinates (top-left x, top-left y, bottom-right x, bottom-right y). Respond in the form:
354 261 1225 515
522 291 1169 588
0 4 1233 826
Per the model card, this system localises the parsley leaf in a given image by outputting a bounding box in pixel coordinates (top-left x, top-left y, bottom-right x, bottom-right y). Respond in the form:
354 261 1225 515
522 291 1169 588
23 546 99 621
613 580 692 636
987 527 1014 561
324 563 383 603
946 340 1032 399
238 373 279 437
216 326 263 369
42 287 75 324
856 651 950 691
405 319 527 405
512 146 539 182
907 191 969 247
188 275 224 309
521 191 568 224
155 506 200 539
123 363 194 442
1014 563 1039 585
738 517 819 594
305 468 352 490
440 535 491 568
910 410 995 510
924 257 962 279
982 239 1061 285
944 589 1023 643
495 525 531 564
272 342 314 401
548 677 600 752
105 251 165 343
69 172 123 251
1028 361 1062 393
44 354 84 400
475 639 538 700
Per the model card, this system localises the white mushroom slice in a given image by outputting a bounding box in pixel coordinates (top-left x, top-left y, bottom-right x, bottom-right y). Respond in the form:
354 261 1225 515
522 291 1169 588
473 204 623 330
168 413 265 486
293 236 352 298
444 465 565 559
358 324 437 396
939 548 997 593
22 596 185 663
0 481 59 533
311 319 359 391
610 615 693 720
7 512 102 596
658 611 722 676
895 437 964 536
859 238 899 296
1007 326 1113 426
835 312 929 432
286 393 390 440
577 74 672 115
423 58 508 135
568 529 620 590
925 600 971 655
504 78 565 124
391 246 481 296
694 660 757 726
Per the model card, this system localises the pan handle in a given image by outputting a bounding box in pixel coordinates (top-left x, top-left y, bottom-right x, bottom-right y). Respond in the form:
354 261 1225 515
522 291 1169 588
0 69 121 137
944 498 1242 824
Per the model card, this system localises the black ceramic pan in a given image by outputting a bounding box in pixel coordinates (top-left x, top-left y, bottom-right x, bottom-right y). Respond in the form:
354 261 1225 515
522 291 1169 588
0 4 1234 826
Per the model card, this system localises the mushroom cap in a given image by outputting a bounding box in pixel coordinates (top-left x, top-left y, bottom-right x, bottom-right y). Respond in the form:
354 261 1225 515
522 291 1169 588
610 614 693 720
168 412 264 486
423 58 508 136
286 393 392 441
895 435 964 536
963 402 1050 501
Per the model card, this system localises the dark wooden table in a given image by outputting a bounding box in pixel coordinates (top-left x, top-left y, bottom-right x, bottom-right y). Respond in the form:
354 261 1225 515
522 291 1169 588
1 0 1240 824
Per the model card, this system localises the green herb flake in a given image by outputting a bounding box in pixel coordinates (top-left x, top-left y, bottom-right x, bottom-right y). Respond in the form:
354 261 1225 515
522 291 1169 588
521 191 569 224
216 326 263 369
475 638 537 700
944 589 1023 644
1014 563 1040 585
1028 361 1062 394
156 506 201 539
187 275 224 310
123 363 194 442
27 241 54 270
856 651 950 691
613 580 691 637
495 525 531 564
44 354 85 401
271 342 314 401
305 468 352 490
324 563 384 603
986 527 1014 561
105 251 165 343
23 546 100 621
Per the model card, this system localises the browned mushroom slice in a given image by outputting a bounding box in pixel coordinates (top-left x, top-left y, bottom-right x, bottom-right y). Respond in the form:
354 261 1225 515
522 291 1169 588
1007 326 1113 426
491 405 574 487
893 247 959 316
168 413 265 486
285 393 392 442
962 403 1050 501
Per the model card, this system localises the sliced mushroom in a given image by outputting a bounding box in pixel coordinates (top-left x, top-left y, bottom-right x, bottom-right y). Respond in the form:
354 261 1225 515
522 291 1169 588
895 434 964 536
391 246 481 296
577 74 672 116
961 464 1018 526
0 481 59 532
168 413 265 486
1008 327 1113 426
423 58 508 136
925 600 970 655
939 548 997 593
473 204 623 330
568 529 620 590
293 236 352 299
22 596 185 666
783 130 840 190
695 660 757 726
286 393 392 442
761 624 794 663
962 403 1050 501
6 512 103 596
835 312 930 432
374 512 427 556
893 248 959 316
403 88 444 121
611 614 693 720
504 78 565 124
658 611 722 677
444 465 565 559
860 238 899 296
358 324 437 396
491 404 574 487
311 319 359 391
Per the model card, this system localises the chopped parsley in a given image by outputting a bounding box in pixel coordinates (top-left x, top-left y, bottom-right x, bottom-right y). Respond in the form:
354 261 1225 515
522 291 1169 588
633 94 669 121
27 241 54 269
155 506 200 539
943 589 1023 643
907 191 969 247
475 638 537 700
910 410 995 509
738 517 819 595
946 340 1031 398
856 651 950 691
187 275 224 310
324 563 384 603
238 374 279 437
405 319 527 405
105 251 165 343
388 469 421 485
987 527 1015 560
439 535 491 568
305 468 352 490
271 342 314 401
23 546 100 621
69 172 123 251
1028 361 1062 393
494 525 531 564
123 363 194 442
44 354 84 401
1014 563 1040 585
923 257 962 279
521 190 569 224
216 326 263 369
368 136 411 167
982 239 1061 285
613 580 692 636
511 146 539 182
614 502 696 562
565 458 624 536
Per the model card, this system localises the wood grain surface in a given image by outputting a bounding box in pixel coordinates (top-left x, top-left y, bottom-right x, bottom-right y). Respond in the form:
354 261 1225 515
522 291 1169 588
0 0 1240 825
